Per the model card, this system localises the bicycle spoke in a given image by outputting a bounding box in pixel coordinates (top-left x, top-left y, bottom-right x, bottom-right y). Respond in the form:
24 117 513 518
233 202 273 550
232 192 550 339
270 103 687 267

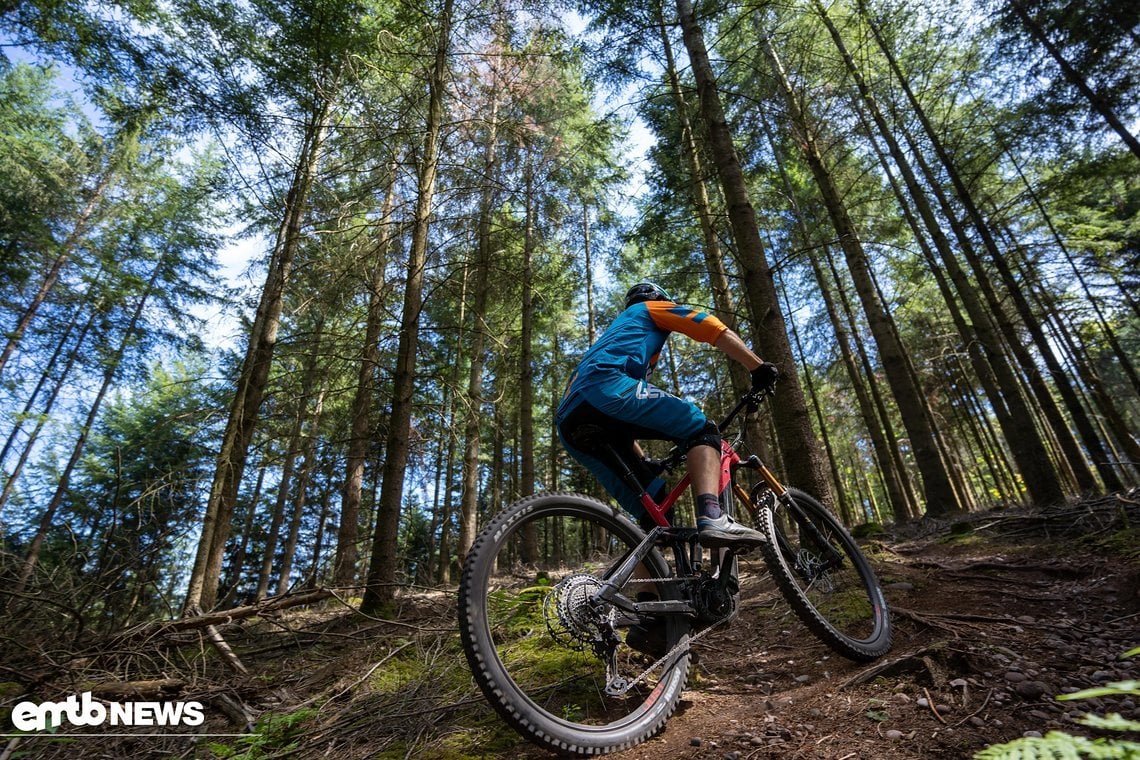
754 488 892 661
462 497 691 739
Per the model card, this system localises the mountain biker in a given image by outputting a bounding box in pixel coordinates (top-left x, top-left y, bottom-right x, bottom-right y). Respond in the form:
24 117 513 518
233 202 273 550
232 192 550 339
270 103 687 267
556 281 779 548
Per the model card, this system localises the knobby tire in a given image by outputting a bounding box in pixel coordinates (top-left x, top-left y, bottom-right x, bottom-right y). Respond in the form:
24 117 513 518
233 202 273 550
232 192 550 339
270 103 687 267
458 492 691 756
755 487 892 661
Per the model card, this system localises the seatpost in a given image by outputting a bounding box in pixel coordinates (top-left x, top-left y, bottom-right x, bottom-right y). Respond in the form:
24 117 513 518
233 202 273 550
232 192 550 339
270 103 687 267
596 441 650 499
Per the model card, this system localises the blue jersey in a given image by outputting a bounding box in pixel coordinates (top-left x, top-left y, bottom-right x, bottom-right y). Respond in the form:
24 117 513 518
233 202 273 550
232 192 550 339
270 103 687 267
556 300 728 517
563 300 727 398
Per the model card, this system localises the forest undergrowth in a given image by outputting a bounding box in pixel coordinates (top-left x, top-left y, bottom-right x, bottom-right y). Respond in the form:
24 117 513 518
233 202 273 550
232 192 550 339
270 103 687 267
2 490 1138 760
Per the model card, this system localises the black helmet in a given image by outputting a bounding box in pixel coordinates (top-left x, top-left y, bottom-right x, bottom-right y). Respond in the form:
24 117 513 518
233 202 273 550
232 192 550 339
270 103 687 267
625 281 673 308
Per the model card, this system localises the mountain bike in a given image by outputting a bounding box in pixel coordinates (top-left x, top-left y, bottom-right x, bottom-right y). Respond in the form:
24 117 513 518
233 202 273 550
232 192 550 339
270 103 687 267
458 388 892 756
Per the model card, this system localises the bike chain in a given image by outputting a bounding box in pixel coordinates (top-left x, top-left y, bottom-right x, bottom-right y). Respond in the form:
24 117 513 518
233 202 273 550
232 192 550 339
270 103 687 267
607 577 738 697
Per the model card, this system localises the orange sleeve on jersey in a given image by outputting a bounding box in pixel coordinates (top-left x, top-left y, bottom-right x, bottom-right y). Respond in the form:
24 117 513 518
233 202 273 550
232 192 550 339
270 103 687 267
646 301 728 345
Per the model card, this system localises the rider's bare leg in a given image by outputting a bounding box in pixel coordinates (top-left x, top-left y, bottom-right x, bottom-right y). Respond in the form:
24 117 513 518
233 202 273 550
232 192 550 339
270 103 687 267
686 444 719 510
689 443 765 546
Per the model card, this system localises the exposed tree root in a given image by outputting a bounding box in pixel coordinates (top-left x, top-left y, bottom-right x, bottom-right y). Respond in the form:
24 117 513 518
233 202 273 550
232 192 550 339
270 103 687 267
839 643 950 689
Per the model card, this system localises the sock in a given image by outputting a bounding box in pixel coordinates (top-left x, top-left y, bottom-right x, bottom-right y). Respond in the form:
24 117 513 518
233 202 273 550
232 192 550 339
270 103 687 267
697 493 721 520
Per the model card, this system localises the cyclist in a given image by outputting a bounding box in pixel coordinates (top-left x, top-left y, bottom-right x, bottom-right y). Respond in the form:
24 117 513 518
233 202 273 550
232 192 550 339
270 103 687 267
556 281 779 548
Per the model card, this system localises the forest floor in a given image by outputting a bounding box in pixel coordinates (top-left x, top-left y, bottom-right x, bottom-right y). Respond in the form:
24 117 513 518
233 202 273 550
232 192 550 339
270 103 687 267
4 492 1139 760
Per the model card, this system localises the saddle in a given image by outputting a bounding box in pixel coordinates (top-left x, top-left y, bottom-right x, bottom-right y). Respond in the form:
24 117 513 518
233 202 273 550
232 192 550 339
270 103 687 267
567 423 607 453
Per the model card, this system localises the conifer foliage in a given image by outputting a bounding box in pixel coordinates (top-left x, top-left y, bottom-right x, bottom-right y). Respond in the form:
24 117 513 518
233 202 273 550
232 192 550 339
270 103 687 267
0 0 1135 636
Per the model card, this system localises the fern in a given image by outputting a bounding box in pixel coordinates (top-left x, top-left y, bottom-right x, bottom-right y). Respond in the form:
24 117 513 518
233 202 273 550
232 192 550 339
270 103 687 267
1058 682 1140 702
1077 714 1140 733
972 732 1140 760
974 650 1140 760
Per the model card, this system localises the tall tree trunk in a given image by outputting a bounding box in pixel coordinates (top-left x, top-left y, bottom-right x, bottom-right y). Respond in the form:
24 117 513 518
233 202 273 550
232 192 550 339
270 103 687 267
0 126 133 376
436 438 457 586
818 0 1067 506
658 5 768 458
306 485 333 589
1001 146 1140 399
334 165 398 587
11 242 165 599
949 358 1016 501
491 396 507 573
760 34 961 515
1108 266 1140 324
812 247 910 521
674 0 831 503
777 275 853 522
863 7 1113 495
277 381 326 596
219 462 266 606
0 281 105 513
582 202 597 345
897 105 1108 492
1006 0 1140 161
857 101 1079 498
520 157 537 503
549 331 562 491
0 263 105 472
184 100 332 613
255 419 302 602
426 396 447 583
433 259 470 584
757 89 916 519
362 0 454 616
1025 266 1140 484
257 319 325 600
518 155 540 565
458 63 501 565
822 245 919 517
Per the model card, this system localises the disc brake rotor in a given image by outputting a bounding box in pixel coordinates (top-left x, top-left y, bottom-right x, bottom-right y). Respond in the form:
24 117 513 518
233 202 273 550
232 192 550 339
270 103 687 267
796 549 835 592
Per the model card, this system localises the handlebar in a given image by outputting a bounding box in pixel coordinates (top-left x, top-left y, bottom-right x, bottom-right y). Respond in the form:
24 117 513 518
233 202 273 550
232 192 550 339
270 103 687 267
649 387 774 472
718 386 773 431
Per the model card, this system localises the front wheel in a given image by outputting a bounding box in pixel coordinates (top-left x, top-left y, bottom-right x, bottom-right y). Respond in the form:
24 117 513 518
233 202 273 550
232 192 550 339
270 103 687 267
755 487 892 661
458 492 691 756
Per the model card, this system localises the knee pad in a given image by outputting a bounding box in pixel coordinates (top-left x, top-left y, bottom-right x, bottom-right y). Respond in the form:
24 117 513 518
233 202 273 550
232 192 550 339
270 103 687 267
683 421 721 453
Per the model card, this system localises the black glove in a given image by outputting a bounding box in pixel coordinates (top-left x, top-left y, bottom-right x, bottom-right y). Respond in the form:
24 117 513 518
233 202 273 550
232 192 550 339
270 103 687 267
750 362 780 392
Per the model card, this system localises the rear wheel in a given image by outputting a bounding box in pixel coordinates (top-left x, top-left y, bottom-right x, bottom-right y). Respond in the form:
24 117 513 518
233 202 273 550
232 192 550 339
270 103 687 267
458 492 691 756
754 487 891 661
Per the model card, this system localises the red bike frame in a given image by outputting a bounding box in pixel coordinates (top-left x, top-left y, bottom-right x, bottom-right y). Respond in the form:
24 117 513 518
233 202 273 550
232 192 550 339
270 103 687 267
636 440 738 527
636 421 790 528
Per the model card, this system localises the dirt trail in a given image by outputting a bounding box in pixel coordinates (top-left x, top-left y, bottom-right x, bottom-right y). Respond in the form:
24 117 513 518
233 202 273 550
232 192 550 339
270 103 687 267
625 511 1140 759
6 496 1138 760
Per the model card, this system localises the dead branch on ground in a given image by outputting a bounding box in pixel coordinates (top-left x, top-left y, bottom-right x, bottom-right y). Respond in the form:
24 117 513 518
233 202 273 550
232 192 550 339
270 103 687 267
109 588 333 647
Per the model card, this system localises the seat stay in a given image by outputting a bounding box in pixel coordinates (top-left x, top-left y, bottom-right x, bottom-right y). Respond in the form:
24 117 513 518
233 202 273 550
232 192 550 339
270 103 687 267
593 529 664 612
640 475 689 527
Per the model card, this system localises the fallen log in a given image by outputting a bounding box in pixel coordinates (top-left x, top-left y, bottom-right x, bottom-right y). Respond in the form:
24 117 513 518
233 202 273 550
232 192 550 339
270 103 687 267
88 678 187 700
108 588 333 646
